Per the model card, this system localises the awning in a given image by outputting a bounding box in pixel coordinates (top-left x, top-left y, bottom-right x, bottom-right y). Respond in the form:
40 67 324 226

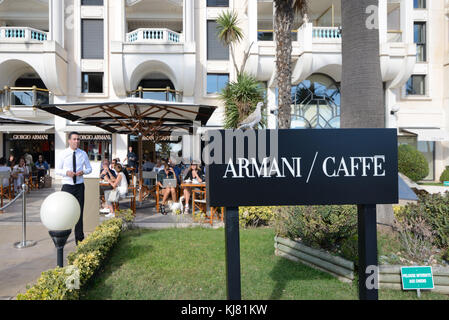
63 125 109 134
0 125 54 133
37 97 217 135
402 128 449 142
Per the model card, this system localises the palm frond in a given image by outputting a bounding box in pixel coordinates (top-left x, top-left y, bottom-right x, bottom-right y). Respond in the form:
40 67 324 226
216 10 244 46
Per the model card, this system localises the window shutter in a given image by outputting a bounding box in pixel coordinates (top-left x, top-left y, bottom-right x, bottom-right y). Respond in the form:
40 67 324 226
207 21 229 61
82 19 104 59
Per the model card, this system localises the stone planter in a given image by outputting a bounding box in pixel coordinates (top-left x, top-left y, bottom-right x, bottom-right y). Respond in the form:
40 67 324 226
274 236 354 283
379 265 449 294
275 236 449 295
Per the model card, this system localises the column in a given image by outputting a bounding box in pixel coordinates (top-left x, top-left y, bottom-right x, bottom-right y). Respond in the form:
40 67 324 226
378 0 387 44
247 0 258 44
183 0 194 43
400 0 413 44
49 0 64 47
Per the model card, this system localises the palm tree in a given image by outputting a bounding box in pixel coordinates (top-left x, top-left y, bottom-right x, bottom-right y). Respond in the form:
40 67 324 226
216 10 244 77
341 0 384 128
273 0 307 129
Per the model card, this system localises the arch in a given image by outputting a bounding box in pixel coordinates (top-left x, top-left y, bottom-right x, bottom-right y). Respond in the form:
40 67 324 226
291 73 341 129
0 59 49 88
129 60 179 93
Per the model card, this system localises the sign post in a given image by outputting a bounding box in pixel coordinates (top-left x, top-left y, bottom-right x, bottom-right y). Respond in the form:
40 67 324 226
206 129 398 300
224 207 241 300
357 204 378 300
401 266 434 298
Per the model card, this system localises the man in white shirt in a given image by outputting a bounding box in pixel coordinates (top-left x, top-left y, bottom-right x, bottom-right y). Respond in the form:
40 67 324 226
55 132 92 245
0 157 11 187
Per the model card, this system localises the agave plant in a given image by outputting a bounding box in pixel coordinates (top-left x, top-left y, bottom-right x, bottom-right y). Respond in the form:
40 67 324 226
221 73 265 129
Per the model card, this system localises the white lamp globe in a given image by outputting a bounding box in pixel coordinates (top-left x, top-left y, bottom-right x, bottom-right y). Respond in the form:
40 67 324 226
391 105 400 113
40 191 81 231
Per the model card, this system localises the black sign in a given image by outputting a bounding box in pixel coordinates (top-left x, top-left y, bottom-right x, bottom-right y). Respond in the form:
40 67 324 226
206 129 398 207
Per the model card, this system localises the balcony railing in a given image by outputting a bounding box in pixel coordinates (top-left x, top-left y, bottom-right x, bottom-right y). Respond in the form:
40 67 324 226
128 87 183 102
387 30 402 43
0 27 48 42
126 28 182 44
312 27 341 40
1 86 52 110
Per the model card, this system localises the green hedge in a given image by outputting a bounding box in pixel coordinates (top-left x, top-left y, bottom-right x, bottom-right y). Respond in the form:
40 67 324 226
398 144 429 182
274 205 357 251
440 167 449 183
17 217 124 300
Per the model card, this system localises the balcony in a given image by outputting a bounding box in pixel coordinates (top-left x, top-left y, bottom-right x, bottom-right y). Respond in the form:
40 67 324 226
128 87 183 102
126 28 182 44
0 27 48 42
1 86 52 109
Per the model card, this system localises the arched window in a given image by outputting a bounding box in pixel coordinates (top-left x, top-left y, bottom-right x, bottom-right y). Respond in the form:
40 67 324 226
291 74 340 129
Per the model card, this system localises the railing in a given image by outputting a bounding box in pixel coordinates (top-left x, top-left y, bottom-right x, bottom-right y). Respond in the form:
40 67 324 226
312 27 341 40
1 86 52 110
128 87 183 102
0 27 48 42
387 30 402 43
126 28 182 44
257 29 298 41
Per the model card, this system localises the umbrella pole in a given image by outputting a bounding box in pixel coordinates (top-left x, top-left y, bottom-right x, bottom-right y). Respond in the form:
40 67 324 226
138 133 143 202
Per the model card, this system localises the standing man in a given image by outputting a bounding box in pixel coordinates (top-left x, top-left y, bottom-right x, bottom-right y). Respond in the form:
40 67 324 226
56 132 92 245
124 146 137 170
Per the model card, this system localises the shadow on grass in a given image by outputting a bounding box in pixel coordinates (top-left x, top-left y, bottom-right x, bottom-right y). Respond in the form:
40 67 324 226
268 257 335 300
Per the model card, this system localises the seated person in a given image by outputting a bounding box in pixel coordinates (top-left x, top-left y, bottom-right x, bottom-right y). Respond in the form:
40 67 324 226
99 159 116 213
153 158 164 173
182 163 203 214
142 156 155 186
103 163 128 218
157 165 177 215
35 155 49 187
12 157 29 192
0 157 11 190
100 159 117 181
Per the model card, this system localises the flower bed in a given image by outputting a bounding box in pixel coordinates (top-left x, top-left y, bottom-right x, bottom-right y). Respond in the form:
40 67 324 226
17 217 124 300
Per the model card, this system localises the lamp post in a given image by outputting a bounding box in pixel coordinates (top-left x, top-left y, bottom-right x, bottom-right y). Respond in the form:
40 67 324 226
40 191 80 267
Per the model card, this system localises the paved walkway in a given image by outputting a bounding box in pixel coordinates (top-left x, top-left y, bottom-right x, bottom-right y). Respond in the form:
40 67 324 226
0 181 222 300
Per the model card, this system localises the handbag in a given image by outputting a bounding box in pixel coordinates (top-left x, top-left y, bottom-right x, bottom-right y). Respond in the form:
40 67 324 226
108 189 120 202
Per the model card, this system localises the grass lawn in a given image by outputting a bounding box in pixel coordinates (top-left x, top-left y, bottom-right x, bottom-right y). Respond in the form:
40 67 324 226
81 227 449 300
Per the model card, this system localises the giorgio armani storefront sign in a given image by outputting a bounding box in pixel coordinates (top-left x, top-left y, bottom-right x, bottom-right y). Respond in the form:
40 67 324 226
206 129 398 207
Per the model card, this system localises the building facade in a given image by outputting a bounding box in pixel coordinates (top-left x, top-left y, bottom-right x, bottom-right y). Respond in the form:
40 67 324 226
0 0 448 181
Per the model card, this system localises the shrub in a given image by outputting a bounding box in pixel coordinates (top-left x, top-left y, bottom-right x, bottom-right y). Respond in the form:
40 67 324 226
440 166 449 183
274 205 357 251
415 193 449 247
339 234 358 267
398 144 429 181
239 206 276 227
17 218 123 300
393 211 435 264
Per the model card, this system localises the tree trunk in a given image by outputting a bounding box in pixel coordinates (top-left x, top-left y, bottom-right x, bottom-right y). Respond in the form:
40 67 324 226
341 0 384 128
274 0 294 129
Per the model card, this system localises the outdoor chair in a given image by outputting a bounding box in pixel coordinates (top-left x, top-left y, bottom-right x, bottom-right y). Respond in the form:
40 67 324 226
0 171 13 210
192 189 224 225
141 171 157 201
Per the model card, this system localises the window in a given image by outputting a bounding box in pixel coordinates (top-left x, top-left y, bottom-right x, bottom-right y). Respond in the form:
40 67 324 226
207 0 228 7
413 0 426 9
207 74 229 94
405 75 426 96
207 20 229 60
414 22 426 62
291 74 341 129
81 19 104 59
81 0 103 5
82 73 103 93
